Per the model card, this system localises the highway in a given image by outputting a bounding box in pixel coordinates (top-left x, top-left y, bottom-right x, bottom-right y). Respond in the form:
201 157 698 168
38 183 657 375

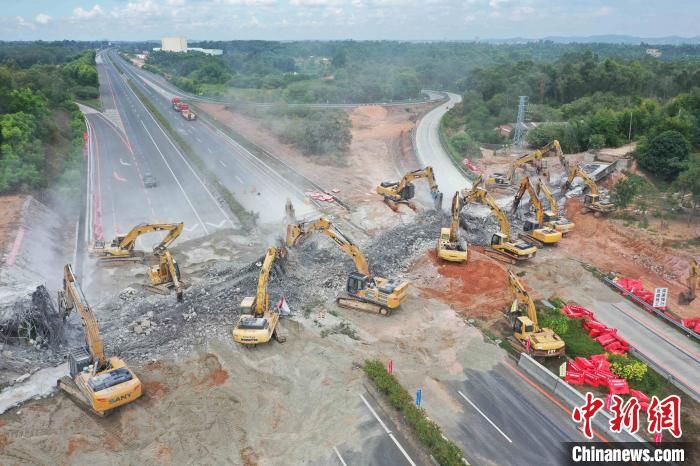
85 52 235 254
104 50 317 224
415 91 471 205
581 292 700 401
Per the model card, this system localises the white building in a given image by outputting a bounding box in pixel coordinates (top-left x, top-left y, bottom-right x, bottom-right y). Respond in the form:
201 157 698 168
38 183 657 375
161 37 187 53
188 47 223 56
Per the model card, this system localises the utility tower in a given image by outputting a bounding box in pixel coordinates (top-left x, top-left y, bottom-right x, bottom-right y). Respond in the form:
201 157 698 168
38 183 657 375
512 96 529 147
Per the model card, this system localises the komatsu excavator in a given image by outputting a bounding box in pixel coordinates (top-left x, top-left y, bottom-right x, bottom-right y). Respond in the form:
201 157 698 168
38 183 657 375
506 270 565 357
90 222 184 264
679 258 699 305
461 185 538 264
376 166 443 212
287 217 409 315
562 164 615 215
145 248 184 302
57 264 142 416
511 177 562 247
232 246 287 345
488 140 563 187
436 192 468 262
535 177 575 234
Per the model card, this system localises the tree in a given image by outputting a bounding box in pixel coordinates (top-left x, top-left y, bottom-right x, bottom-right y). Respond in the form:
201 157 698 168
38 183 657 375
674 155 700 220
611 175 643 208
588 134 605 153
450 132 479 157
636 130 691 181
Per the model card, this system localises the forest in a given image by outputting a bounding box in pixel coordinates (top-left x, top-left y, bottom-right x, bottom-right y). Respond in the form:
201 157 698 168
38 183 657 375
0 43 98 194
124 40 700 105
441 52 700 198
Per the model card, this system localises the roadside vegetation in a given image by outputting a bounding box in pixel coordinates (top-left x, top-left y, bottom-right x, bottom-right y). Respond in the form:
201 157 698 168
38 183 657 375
363 359 465 466
0 44 99 195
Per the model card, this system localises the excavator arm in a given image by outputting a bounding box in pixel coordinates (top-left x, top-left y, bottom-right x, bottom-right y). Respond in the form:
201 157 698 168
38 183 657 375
253 247 285 317
512 177 544 225
117 223 184 252
449 192 462 242
507 270 539 331
162 250 184 302
376 166 443 210
536 177 559 213
562 164 599 194
59 265 106 369
463 187 511 238
286 217 370 276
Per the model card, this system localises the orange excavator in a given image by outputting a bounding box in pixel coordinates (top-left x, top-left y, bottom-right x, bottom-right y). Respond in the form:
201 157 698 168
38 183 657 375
57 264 142 416
511 177 562 247
679 258 699 304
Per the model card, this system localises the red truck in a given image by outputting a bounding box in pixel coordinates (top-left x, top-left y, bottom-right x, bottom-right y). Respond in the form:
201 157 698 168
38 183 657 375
171 97 183 111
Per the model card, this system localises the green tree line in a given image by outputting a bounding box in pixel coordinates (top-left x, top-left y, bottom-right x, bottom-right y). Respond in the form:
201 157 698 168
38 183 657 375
0 46 97 193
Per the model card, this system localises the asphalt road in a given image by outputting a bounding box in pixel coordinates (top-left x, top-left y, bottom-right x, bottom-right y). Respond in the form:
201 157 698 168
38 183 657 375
415 91 471 206
86 52 234 253
585 293 700 401
106 50 316 224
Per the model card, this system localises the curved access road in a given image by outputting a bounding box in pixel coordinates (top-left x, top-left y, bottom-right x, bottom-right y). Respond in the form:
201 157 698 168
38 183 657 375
414 92 471 207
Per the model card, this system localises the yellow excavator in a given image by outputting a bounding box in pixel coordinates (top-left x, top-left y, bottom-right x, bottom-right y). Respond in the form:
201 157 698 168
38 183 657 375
287 217 409 315
562 164 615 215
679 258 699 305
90 222 184 264
232 246 287 345
376 166 443 212
506 270 565 357
145 248 184 302
488 140 563 187
511 178 562 247
57 264 142 416
535 177 575 234
436 192 468 262
461 186 538 264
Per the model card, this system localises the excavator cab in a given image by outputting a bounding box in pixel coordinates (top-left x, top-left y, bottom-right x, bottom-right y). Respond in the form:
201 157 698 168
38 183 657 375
346 271 371 294
398 183 416 201
584 193 599 206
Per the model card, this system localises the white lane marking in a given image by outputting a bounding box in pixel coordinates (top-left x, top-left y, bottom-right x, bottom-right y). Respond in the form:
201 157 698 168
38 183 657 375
333 446 347 466
359 394 390 434
208 146 214 154
235 175 243 184
219 159 227 168
457 390 513 443
140 120 210 235
195 136 202 143
184 223 200 233
119 158 131 166
359 394 417 466
388 433 417 466
206 220 227 229
118 68 234 227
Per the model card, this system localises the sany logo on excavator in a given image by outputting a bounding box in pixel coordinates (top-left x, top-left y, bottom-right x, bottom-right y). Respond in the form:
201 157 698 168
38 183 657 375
108 393 132 404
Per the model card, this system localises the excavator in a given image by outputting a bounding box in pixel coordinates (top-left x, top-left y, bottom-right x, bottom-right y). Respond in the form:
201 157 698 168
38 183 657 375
562 164 615 215
535 177 575 235
232 246 287 345
145 247 184 302
488 140 563 187
376 166 443 212
436 192 468 262
57 264 142 416
286 217 409 315
679 258 699 305
506 270 565 357
90 222 184 264
511 177 562 247
461 185 538 264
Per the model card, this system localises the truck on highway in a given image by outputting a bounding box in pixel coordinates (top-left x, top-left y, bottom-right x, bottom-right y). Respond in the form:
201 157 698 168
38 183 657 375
180 103 197 121
171 96 183 111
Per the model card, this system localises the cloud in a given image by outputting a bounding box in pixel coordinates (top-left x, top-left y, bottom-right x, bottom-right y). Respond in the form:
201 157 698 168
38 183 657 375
225 0 277 5
591 6 612 17
464 14 476 23
16 16 36 29
289 0 339 7
72 5 104 20
35 14 52 25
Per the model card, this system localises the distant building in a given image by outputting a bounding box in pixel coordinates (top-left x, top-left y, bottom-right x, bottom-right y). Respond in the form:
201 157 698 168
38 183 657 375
161 36 187 53
645 48 662 58
188 47 223 56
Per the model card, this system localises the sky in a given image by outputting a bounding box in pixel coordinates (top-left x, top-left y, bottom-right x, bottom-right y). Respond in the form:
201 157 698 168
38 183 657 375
1 0 698 42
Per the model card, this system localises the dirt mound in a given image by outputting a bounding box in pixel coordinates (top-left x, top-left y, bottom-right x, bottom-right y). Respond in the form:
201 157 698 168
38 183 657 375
411 250 511 321
560 198 700 317
351 105 387 121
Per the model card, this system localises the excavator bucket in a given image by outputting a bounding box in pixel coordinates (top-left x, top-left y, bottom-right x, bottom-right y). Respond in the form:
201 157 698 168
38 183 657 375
432 190 444 210
286 224 304 247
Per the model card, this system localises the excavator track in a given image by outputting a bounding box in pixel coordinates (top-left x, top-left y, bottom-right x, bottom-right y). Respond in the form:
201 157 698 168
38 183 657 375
96 256 145 266
483 249 518 265
517 234 544 249
57 376 109 418
336 296 391 316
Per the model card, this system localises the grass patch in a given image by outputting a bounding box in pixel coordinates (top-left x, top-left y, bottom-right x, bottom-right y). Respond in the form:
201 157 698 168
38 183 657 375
363 360 465 466
126 79 258 229
320 322 359 340
539 303 605 358
437 119 477 181
76 98 103 111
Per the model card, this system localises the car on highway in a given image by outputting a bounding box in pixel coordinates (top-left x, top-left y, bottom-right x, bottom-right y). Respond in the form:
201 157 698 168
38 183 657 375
143 173 157 188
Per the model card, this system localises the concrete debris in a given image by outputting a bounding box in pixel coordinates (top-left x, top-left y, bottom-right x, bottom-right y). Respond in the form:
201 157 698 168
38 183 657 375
120 287 138 300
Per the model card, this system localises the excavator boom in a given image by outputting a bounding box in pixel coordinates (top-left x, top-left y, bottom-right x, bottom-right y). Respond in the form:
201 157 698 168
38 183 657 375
376 166 443 211
512 178 562 246
562 164 615 214
60 265 105 365
436 191 468 262
680 258 699 304
488 141 561 186
91 222 184 263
